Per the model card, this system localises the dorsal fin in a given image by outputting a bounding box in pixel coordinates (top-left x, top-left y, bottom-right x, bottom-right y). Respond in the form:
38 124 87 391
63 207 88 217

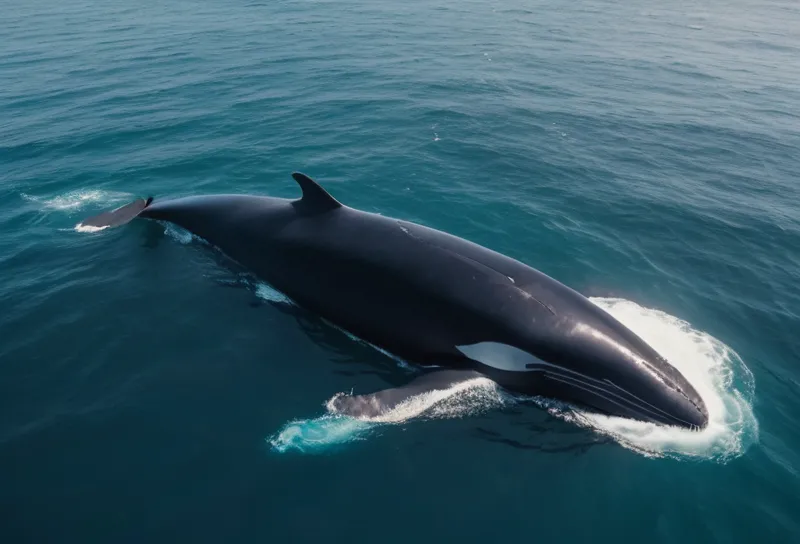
291 172 342 213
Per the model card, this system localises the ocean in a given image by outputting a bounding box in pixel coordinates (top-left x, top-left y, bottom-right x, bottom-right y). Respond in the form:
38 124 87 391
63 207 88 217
1 0 798 542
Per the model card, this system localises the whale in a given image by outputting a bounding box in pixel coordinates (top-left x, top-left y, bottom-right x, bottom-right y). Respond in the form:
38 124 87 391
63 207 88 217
79 172 708 430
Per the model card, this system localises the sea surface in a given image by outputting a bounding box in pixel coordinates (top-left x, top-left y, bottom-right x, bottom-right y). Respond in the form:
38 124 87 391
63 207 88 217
2 0 799 542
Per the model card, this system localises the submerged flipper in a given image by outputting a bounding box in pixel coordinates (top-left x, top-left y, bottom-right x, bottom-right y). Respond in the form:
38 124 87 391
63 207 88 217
328 369 490 419
292 172 342 214
77 197 153 231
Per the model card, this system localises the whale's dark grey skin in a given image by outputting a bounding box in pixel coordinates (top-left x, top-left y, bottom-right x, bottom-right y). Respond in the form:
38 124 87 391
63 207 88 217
80 173 708 430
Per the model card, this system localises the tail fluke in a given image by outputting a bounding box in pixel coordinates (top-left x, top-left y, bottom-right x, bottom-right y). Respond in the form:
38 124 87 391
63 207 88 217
76 197 153 232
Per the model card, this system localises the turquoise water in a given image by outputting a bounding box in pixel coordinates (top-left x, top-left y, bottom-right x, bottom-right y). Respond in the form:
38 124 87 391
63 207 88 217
2 0 799 541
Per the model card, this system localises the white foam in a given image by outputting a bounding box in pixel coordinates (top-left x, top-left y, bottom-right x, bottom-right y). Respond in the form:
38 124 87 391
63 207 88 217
547 297 758 461
161 223 194 244
255 282 293 305
22 189 132 211
268 416 373 454
327 376 506 423
269 377 507 453
73 223 109 233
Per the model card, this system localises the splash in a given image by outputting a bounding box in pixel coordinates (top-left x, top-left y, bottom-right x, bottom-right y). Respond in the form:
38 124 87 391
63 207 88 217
269 377 508 453
162 222 195 244
551 297 758 461
255 282 293 305
22 189 132 211
269 297 757 461
73 224 109 233
327 375 506 423
21 188 135 233
268 416 374 454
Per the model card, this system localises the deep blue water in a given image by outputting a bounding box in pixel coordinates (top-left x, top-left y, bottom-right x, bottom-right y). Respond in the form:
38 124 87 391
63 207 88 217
2 0 799 542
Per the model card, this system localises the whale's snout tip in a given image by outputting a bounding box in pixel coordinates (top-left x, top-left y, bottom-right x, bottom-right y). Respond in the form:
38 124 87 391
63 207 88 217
657 369 709 431
683 392 709 431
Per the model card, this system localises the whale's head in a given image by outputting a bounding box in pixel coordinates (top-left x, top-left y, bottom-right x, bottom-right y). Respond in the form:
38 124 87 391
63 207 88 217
456 314 708 430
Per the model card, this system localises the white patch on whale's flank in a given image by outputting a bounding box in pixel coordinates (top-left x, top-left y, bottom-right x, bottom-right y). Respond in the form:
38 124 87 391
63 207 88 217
456 341 545 372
